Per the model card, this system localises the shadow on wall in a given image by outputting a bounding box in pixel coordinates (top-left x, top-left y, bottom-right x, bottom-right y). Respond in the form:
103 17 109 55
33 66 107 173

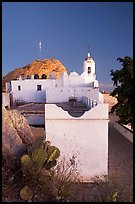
56 100 92 118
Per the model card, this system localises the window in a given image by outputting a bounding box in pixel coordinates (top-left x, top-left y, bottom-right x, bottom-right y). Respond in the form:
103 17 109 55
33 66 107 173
88 67 91 74
34 74 39 79
41 74 47 79
18 85 21 91
37 85 42 91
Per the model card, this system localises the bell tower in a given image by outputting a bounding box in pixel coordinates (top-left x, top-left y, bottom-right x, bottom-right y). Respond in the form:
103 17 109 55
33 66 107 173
83 52 96 81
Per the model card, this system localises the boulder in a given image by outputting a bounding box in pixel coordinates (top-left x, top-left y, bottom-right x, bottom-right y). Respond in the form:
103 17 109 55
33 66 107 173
2 105 34 169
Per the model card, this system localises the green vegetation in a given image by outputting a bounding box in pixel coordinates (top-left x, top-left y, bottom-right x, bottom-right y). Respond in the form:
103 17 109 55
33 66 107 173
2 136 79 202
110 56 133 128
2 136 133 202
20 136 60 201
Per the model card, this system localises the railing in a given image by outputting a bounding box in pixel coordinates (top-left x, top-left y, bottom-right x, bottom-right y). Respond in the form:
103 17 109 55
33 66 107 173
81 96 98 108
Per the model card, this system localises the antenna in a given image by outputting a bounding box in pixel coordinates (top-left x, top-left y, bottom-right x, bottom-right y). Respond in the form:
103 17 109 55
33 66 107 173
39 40 42 59
88 45 90 53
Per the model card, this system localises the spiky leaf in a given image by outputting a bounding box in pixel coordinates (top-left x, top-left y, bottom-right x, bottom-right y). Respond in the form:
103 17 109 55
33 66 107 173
20 186 33 201
32 148 47 166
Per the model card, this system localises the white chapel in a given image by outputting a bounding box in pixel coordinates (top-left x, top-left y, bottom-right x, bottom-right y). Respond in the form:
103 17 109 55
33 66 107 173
5 52 109 180
6 52 103 106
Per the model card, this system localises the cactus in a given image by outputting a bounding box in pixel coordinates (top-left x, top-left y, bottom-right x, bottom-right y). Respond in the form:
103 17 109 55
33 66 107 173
44 141 51 151
32 136 45 151
47 146 60 162
32 148 48 167
20 139 60 202
21 155 32 167
44 160 57 170
20 139 60 179
20 185 33 201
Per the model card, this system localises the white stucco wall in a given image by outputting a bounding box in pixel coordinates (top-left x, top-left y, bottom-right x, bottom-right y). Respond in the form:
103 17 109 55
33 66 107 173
22 113 45 126
11 79 55 104
83 58 95 75
114 122 133 143
55 72 96 88
46 87 100 103
99 92 104 103
2 93 10 109
45 103 109 181
6 82 11 92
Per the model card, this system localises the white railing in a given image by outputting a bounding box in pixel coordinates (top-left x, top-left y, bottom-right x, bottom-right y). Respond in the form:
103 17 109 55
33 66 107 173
81 96 98 108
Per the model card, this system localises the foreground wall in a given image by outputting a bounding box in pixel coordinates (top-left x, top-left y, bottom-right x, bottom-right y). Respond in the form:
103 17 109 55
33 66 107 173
45 103 109 181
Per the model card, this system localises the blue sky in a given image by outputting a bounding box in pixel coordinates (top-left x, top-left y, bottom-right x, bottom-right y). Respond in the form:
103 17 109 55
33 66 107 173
2 2 133 92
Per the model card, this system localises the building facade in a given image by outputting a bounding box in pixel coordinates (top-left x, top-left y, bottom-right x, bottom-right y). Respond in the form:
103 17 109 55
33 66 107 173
6 53 102 105
5 52 109 180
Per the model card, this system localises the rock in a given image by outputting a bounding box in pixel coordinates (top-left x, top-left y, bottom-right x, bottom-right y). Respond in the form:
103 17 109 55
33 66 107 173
8 109 34 145
103 93 117 112
2 105 34 169
2 58 67 91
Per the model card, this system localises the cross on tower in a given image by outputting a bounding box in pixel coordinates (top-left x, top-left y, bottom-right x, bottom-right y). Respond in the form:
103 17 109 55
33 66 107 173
88 45 90 53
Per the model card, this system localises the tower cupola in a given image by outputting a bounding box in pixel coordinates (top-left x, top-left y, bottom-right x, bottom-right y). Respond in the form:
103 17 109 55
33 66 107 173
83 52 96 81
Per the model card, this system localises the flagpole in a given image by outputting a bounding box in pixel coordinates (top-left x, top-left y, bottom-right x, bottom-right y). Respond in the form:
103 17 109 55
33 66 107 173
39 40 42 59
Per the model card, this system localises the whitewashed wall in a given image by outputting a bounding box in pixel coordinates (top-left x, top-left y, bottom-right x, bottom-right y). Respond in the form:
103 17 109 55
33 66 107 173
6 82 11 92
46 87 100 103
2 93 10 109
11 79 55 104
45 103 109 181
55 72 97 88
22 113 45 126
114 122 133 143
83 59 95 74
99 91 104 103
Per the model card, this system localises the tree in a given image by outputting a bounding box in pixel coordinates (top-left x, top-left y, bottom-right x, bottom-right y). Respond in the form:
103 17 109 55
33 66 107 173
110 56 133 128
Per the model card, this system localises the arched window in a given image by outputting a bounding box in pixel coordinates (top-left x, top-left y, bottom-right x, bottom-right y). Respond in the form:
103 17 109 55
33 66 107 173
18 85 21 91
34 74 39 79
88 67 91 74
41 74 47 79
